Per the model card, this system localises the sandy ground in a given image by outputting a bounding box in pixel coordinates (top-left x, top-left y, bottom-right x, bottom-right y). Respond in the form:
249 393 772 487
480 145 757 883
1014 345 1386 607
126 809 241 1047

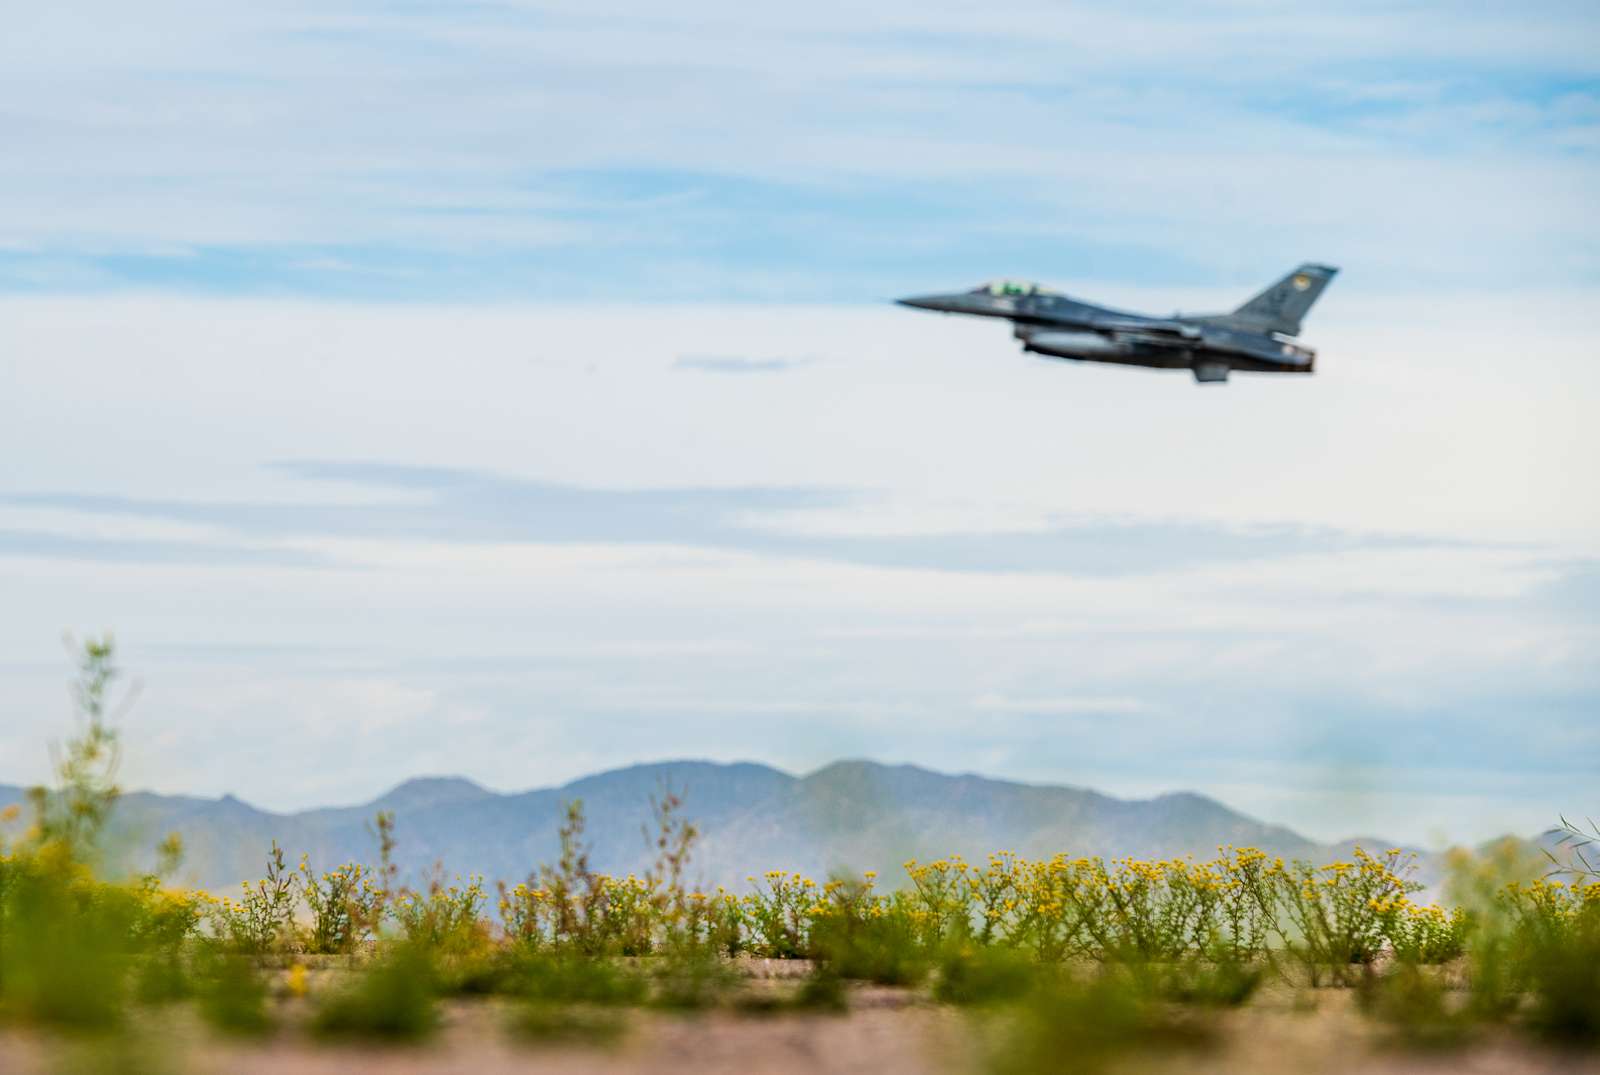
3 978 1596 1074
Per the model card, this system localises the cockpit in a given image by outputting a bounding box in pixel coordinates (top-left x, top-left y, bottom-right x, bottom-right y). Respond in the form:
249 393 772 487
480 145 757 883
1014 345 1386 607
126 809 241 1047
970 280 1054 297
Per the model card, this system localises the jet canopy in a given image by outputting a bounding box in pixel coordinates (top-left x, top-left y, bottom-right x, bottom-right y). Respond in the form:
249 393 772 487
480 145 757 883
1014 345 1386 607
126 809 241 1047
971 280 1054 297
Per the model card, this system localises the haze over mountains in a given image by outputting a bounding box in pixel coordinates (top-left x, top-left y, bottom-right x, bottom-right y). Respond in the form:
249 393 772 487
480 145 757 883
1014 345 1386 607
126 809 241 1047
0 760 1409 892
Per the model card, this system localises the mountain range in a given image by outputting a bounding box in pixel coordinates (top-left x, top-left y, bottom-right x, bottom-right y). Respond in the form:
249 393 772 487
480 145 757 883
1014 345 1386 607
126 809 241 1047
0 760 1417 892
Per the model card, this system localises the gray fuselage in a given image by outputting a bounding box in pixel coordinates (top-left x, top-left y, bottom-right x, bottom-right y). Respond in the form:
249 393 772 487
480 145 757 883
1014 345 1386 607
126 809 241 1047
896 267 1336 384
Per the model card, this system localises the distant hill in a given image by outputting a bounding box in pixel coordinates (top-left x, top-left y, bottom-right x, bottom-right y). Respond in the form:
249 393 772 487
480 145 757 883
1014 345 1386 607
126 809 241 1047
0 760 1443 892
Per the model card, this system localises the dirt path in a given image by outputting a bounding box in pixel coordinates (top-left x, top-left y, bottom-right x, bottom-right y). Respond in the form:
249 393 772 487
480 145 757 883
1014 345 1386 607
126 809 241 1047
3 985 1595 1074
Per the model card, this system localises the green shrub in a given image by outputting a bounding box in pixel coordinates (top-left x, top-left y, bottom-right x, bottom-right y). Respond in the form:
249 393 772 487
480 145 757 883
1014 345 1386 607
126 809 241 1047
987 971 1211 1075
508 952 648 1006
934 944 1035 1006
1358 963 1474 1051
1274 848 1419 985
793 967 849 1012
299 858 381 955
648 947 741 1010
311 943 438 1042
741 870 815 959
0 847 132 1029
1450 842 1600 1041
392 872 489 955
509 1002 628 1047
134 951 190 1005
808 876 927 985
197 951 273 1037
1380 901 1471 965
1519 896 1600 1045
1146 951 1263 1008
206 842 296 955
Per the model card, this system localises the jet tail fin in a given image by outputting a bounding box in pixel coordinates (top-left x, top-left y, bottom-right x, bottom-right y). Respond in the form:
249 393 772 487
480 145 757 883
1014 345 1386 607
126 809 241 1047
1223 263 1338 337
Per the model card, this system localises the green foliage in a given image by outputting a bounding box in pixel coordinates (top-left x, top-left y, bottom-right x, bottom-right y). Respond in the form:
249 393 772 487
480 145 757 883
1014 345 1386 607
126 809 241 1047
901 848 1282 965
371 809 398 918
134 953 190 1005
508 1002 627 1047
392 870 489 954
1444 841 1600 1042
129 868 205 1005
901 857 972 949
311 944 438 1041
498 800 615 956
298 857 381 955
986 970 1211 1075
506 952 648 1006
0 844 204 1029
640 785 699 947
0 846 133 1028
197 951 273 1037
1380 901 1470 965
29 635 123 862
792 966 849 1012
206 841 296 954
1503 879 1600 1044
0 814 204 1027
0 638 206 1031
1543 814 1599 885
1211 846 1279 961
1274 848 1419 984
732 968 849 1015
741 870 819 958
1141 950 1263 1008
497 795 736 961
934 944 1035 1006
1358 963 1476 1051
647 946 742 1010
807 875 927 985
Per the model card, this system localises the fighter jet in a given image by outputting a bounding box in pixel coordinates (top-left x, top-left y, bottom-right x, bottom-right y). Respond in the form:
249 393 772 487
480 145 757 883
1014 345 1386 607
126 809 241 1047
897 264 1338 383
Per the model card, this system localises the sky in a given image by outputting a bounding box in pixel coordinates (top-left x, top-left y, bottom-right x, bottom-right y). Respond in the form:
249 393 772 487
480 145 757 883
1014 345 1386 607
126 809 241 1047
1 1 1596 847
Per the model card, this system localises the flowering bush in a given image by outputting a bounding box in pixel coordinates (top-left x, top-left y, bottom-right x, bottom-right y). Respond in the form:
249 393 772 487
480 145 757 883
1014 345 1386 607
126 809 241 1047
1275 848 1419 983
205 841 296 954
299 858 383 954
742 870 817 958
1377 900 1470 965
391 873 488 954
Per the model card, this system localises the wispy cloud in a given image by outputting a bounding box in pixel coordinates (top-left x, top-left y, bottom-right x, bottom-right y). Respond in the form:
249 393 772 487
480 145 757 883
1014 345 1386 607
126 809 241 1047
674 355 816 374
1 3 1595 297
972 693 1155 716
0 460 1483 578
0 528 326 567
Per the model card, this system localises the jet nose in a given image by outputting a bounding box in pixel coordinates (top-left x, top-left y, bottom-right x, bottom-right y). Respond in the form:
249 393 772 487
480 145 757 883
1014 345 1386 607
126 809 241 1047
896 290 1017 316
896 293 959 312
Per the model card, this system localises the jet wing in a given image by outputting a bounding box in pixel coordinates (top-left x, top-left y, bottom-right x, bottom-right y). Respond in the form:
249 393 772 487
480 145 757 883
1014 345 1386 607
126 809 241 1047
1087 316 1203 340
1105 324 1314 367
